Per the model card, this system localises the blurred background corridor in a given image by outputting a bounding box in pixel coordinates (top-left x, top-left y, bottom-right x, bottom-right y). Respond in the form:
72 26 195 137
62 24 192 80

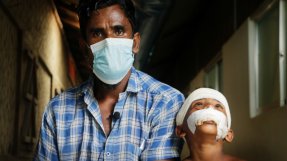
0 0 287 160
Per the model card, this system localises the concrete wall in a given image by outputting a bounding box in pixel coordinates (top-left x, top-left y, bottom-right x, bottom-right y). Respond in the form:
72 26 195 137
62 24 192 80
222 20 287 161
0 0 75 158
0 6 19 155
183 20 287 161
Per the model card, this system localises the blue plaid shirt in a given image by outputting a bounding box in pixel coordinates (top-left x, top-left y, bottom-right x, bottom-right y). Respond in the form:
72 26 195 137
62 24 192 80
34 67 184 161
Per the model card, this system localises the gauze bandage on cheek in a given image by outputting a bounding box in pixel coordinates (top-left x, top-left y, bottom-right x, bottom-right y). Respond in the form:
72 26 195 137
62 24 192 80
187 107 228 140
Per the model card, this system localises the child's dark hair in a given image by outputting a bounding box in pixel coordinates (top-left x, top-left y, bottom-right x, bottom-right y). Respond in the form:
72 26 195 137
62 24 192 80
78 0 137 39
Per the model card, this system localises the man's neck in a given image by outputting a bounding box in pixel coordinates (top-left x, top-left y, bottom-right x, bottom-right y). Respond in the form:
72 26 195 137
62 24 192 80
92 70 131 136
93 70 131 101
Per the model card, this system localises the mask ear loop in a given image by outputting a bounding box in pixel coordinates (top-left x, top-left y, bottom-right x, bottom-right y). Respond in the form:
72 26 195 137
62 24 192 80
86 7 90 17
94 1 100 10
81 41 94 72
182 137 187 144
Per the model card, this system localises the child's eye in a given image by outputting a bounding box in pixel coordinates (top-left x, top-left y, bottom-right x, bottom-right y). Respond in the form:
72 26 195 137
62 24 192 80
194 102 203 107
215 104 224 109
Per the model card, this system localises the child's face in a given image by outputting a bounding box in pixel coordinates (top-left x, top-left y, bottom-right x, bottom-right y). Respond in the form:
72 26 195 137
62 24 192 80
184 98 229 140
187 98 227 116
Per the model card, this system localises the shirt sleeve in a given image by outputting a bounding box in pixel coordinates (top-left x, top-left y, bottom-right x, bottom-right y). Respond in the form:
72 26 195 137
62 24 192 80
141 93 185 161
33 105 59 161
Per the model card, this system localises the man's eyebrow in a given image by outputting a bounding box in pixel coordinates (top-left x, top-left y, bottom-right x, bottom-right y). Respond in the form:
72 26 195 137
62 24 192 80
89 27 104 32
112 25 125 30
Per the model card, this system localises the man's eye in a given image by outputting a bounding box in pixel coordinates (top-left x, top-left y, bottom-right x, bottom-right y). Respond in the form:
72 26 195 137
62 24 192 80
115 28 124 36
114 25 125 36
92 31 103 37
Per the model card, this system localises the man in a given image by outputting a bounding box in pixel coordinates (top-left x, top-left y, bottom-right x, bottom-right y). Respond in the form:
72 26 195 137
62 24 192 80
175 88 246 161
34 0 184 160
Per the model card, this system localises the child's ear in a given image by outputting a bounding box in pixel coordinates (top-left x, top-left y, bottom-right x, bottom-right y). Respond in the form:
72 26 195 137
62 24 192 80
176 125 186 138
224 129 234 143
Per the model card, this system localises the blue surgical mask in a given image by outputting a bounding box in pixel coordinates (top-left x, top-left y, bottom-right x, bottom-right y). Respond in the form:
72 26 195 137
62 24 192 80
90 38 134 85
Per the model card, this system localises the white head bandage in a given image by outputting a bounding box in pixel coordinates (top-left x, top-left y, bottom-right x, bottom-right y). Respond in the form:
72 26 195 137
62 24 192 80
176 88 231 130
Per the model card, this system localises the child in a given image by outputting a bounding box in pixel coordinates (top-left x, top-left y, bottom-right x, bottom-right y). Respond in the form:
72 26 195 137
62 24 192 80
176 88 246 161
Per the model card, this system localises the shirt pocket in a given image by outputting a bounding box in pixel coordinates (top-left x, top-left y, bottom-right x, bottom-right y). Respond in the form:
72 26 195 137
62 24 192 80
124 143 142 160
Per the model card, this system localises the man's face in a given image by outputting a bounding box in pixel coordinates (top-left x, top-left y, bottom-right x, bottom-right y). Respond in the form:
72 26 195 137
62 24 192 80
85 4 134 45
83 4 140 87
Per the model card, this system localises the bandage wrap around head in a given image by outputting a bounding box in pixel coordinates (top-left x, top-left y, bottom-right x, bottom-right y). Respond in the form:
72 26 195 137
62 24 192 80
176 88 231 130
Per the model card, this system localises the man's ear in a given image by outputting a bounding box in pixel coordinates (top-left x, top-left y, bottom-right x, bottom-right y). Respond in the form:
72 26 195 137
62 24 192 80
224 129 234 143
132 32 140 54
176 125 186 138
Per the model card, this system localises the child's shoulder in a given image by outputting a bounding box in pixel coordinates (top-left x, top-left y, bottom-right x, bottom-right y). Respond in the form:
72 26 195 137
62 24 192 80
182 156 193 161
224 154 247 161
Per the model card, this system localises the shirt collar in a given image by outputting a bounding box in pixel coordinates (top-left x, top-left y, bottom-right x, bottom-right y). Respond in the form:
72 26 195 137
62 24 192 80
81 67 141 97
79 78 95 106
125 67 142 93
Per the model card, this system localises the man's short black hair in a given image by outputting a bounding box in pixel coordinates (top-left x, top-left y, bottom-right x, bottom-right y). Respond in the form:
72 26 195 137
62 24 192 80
78 0 137 39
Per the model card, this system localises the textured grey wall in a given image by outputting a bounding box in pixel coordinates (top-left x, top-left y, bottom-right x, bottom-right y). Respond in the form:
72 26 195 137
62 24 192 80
0 0 74 158
0 7 18 155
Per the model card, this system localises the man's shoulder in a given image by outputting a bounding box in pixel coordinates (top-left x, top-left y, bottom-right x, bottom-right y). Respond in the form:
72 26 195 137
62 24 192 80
49 86 80 105
135 69 184 99
46 81 89 112
42 81 90 127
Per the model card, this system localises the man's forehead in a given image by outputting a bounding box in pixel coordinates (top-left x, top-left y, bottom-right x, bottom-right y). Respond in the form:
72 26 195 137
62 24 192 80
87 5 131 28
90 5 126 18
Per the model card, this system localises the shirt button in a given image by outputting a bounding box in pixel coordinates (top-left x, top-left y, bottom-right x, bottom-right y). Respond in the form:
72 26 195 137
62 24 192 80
106 152 111 156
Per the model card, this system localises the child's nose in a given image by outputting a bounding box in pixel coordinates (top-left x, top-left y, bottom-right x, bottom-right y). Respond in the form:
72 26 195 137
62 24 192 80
204 105 215 109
